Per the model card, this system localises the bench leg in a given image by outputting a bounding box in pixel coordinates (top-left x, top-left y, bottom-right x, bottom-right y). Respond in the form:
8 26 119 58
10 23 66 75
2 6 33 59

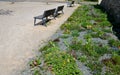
42 18 47 27
44 19 47 27
62 10 64 14
55 13 58 17
42 18 44 25
53 15 56 19
34 18 36 26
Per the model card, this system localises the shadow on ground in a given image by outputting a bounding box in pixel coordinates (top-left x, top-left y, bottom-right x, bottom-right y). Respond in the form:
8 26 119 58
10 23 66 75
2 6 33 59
0 9 13 15
34 19 52 26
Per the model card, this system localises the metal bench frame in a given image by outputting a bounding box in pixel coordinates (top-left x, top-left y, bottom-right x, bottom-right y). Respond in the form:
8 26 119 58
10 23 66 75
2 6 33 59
34 8 56 26
67 1 75 7
54 5 64 17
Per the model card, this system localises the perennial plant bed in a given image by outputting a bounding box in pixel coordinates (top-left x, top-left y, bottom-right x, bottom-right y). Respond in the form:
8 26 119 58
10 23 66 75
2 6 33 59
29 4 120 75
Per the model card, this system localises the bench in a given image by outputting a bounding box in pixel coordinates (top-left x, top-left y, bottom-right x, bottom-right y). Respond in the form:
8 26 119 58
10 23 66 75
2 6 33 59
67 1 75 7
34 8 56 26
54 5 64 17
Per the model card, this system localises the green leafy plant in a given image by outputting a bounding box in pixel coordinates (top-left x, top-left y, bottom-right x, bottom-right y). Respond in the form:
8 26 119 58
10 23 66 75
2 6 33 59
102 53 120 75
86 61 103 75
33 69 41 75
44 44 83 75
71 30 79 37
70 39 83 50
99 21 111 27
60 34 70 38
29 57 41 68
108 39 120 47
78 55 87 62
37 42 83 75
63 29 71 34
112 54 120 65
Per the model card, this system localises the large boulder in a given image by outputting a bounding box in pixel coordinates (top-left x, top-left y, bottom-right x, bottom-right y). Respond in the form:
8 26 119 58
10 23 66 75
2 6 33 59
99 0 120 24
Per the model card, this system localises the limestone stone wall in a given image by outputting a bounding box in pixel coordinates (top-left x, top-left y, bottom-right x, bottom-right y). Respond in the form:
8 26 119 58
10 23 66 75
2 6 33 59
99 0 120 24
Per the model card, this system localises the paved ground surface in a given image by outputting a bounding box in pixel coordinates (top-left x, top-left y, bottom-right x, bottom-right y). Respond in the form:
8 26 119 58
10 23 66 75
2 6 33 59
0 0 65 2
0 2 78 75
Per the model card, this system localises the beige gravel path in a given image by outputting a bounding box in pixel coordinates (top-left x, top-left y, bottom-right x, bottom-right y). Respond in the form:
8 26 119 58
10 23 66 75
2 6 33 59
0 2 78 75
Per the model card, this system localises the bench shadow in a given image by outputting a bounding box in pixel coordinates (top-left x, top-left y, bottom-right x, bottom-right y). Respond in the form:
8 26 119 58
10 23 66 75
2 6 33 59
55 13 63 17
0 9 13 15
34 19 52 26
67 4 75 7
94 5 120 39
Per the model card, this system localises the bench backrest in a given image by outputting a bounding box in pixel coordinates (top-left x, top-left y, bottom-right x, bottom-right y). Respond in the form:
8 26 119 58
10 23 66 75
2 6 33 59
71 1 75 4
56 5 64 12
43 8 56 18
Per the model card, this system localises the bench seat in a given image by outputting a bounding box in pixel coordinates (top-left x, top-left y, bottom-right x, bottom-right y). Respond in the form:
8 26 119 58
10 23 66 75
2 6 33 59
34 8 56 26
